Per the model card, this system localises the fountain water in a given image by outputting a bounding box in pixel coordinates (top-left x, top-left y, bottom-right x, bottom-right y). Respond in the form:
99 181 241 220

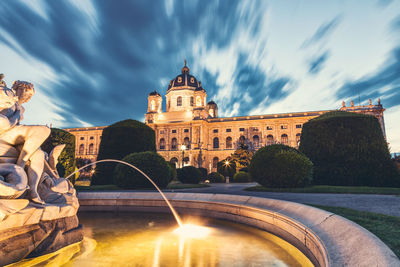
65 159 183 227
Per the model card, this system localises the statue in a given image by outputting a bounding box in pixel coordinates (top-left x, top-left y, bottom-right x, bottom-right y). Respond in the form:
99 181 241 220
0 78 82 266
0 73 6 87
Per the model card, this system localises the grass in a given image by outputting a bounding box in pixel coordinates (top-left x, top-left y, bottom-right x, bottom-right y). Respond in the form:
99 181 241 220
311 204 400 258
167 183 209 189
245 185 400 195
74 181 209 191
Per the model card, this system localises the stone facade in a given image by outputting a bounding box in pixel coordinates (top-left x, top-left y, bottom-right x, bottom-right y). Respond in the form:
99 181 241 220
65 62 386 172
65 126 105 161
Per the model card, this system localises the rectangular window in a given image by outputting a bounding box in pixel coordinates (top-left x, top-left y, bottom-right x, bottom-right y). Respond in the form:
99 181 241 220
80 137 84 140
253 128 259 131
160 130 165 135
296 124 302 129
266 126 273 130
239 128 245 132
90 136 94 140
213 129 218 133
226 129 231 132
184 129 189 133
281 125 288 130
172 129 177 133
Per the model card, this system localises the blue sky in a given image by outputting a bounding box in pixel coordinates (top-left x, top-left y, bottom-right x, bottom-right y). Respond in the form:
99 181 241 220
0 0 399 151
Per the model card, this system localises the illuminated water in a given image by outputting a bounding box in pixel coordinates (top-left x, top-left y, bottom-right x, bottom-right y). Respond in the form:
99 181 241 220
14 212 314 267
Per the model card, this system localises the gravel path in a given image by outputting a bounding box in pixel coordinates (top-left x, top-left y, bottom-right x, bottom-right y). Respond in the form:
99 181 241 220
165 183 400 217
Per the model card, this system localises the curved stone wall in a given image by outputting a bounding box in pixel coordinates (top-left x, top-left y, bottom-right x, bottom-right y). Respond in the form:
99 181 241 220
77 192 399 267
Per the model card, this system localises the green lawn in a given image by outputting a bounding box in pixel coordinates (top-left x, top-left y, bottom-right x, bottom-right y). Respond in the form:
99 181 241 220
74 181 209 191
311 204 400 258
245 185 400 195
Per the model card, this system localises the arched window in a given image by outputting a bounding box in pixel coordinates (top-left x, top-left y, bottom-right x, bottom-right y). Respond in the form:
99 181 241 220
209 109 214 117
296 133 301 146
226 137 232 149
253 135 260 148
184 137 190 149
150 100 155 111
281 134 289 145
190 96 194 106
196 96 202 106
213 157 219 168
170 157 178 167
239 136 246 145
267 135 274 145
177 96 182 106
159 138 165 150
171 138 177 150
213 137 219 149
88 143 94 154
79 144 84 155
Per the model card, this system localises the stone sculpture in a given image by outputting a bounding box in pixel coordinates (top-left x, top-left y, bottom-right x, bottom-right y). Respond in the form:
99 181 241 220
0 78 82 266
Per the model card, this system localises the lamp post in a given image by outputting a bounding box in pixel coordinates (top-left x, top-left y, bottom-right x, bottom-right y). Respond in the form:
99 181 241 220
181 144 186 168
224 160 230 183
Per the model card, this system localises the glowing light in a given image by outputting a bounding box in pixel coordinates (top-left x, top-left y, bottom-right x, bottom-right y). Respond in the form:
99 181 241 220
225 160 230 166
173 224 211 239
180 144 186 151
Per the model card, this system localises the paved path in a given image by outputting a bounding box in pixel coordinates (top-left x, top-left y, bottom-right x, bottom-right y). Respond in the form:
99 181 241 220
165 183 400 217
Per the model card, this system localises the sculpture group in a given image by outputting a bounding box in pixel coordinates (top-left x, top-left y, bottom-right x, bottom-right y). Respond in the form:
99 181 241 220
0 74 82 265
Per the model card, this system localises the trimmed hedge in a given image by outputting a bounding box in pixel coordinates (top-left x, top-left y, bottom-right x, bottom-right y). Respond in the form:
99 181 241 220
42 128 76 183
114 151 171 189
249 144 313 188
198 167 208 180
177 166 202 184
233 171 252 183
299 111 400 187
167 162 177 181
207 172 225 183
217 159 236 178
92 119 155 185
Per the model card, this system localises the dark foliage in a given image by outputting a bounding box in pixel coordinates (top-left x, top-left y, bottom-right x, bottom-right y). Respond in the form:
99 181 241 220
233 171 252 183
167 162 177 181
198 167 208 180
217 159 236 178
177 166 202 184
42 128 76 183
92 119 155 185
249 144 313 188
299 111 400 186
207 172 225 183
114 151 171 189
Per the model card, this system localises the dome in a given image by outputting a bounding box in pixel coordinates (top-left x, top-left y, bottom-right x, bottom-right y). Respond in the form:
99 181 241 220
207 100 217 106
167 60 205 92
149 90 161 96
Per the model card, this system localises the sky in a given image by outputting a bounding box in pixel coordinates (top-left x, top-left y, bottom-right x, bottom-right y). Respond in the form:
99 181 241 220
0 0 399 152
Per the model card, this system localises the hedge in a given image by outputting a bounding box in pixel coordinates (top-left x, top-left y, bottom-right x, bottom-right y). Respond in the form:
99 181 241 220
233 171 252 183
92 119 155 185
42 128 76 183
177 166 202 184
299 111 400 186
249 144 313 188
207 172 225 183
114 151 171 189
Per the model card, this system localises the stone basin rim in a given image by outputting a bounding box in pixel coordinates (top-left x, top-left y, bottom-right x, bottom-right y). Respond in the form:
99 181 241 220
77 191 400 267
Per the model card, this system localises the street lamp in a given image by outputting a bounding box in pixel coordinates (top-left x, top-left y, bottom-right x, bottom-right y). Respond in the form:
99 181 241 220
181 144 186 168
224 160 230 184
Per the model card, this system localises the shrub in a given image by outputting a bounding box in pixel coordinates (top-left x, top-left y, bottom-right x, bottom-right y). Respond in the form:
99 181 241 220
177 166 202 184
198 167 208 180
167 162 177 181
41 128 76 183
114 152 171 189
299 111 400 187
217 159 236 178
249 144 313 188
233 171 252 183
207 172 225 183
92 119 156 185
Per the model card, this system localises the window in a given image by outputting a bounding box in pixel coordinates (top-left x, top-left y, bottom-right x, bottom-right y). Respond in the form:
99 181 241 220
209 109 214 117
171 138 177 150
172 129 177 133
253 135 260 148
88 144 94 154
170 157 178 167
213 157 219 168
296 133 301 146
184 129 189 133
184 137 190 149
213 129 218 133
90 136 94 140
239 128 245 132
79 144 84 154
177 96 182 106
281 125 288 130
150 100 155 111
226 129 231 132
239 136 246 145
253 128 259 132
159 138 165 150
190 96 194 106
190 77 195 83
267 135 274 145
213 137 219 149
296 124 302 129
80 137 84 140
196 96 202 106
226 137 232 149
266 126 273 130
177 77 182 83
160 130 165 135
281 134 288 145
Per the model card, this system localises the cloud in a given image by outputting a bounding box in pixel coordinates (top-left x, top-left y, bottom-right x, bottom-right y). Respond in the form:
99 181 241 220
308 51 330 74
302 15 342 48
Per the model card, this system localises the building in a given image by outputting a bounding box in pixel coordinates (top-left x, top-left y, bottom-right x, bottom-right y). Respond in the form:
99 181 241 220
65 62 386 172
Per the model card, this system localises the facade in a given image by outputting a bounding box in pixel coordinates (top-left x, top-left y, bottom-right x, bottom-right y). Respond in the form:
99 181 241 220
65 62 386 172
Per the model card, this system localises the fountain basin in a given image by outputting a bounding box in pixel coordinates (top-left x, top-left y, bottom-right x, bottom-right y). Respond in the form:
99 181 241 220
78 192 399 267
